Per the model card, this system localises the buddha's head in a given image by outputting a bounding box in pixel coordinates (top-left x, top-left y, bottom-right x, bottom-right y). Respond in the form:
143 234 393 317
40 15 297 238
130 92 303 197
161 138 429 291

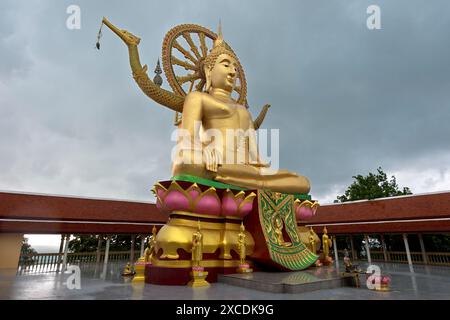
203 26 239 93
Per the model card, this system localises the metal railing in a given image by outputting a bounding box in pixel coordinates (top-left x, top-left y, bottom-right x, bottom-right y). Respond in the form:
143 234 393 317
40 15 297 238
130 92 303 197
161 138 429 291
17 251 137 274
337 249 450 266
427 252 450 265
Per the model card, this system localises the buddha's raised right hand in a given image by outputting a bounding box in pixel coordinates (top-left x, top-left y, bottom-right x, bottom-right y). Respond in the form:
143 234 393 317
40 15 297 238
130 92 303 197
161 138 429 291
203 147 222 172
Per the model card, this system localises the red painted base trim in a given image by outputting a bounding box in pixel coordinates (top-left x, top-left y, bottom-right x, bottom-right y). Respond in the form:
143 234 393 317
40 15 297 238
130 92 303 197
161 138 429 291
145 264 239 285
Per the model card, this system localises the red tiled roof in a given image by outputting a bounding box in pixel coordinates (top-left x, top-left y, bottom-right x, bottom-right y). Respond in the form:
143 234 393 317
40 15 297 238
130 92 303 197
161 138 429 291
0 191 166 234
302 191 450 234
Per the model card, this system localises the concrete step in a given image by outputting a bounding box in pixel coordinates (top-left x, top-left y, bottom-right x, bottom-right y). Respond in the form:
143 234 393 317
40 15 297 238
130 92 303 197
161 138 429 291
218 266 355 294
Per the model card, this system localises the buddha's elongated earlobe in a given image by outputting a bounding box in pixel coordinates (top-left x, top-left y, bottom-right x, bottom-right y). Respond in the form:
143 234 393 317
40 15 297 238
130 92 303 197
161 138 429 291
204 67 211 92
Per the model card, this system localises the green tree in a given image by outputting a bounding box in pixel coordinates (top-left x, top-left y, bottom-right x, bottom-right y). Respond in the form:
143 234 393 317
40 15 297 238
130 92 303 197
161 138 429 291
21 237 37 255
336 167 412 203
68 235 99 252
19 237 37 265
68 234 145 253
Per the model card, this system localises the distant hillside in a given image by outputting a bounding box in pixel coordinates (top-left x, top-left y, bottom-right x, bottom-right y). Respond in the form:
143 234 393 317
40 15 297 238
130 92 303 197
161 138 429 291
32 245 60 253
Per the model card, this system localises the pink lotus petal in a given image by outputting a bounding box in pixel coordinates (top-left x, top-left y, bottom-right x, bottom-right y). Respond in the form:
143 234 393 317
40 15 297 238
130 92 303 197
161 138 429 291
156 188 165 199
164 190 190 212
238 202 253 217
188 190 200 201
221 195 238 216
195 195 221 215
297 206 314 220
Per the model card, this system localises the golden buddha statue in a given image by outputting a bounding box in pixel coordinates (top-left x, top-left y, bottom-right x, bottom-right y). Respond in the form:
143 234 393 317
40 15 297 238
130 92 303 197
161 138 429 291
144 225 157 263
100 18 310 195
173 27 310 195
322 226 333 258
274 216 292 247
122 262 135 276
100 19 317 278
237 222 247 264
191 221 203 267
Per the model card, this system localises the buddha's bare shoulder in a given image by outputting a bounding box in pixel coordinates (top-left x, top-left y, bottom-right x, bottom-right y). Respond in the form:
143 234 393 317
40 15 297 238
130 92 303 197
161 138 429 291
185 91 209 101
189 91 227 104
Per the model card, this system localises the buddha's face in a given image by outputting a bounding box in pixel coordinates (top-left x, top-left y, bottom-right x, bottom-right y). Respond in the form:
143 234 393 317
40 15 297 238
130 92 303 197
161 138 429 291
207 53 237 92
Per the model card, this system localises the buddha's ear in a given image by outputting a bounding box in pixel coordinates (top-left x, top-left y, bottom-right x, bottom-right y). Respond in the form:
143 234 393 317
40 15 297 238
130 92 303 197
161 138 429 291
204 66 211 92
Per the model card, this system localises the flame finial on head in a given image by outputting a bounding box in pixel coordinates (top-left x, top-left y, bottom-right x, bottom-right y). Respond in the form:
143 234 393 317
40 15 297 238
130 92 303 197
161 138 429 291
215 19 223 46
203 20 238 70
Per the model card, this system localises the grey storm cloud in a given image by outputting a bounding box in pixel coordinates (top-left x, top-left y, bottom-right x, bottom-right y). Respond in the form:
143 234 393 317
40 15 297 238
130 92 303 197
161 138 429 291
1 0 450 203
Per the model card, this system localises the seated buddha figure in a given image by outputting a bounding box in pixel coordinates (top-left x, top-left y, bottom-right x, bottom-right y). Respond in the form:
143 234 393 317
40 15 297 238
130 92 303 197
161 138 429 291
173 31 310 195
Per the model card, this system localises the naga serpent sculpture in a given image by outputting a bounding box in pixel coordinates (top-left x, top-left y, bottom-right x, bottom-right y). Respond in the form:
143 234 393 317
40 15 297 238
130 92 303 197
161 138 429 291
100 18 270 129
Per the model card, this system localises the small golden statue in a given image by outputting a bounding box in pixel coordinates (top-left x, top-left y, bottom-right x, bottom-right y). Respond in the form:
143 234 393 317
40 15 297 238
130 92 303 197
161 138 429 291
236 222 253 273
122 262 135 277
133 226 158 283
274 217 292 247
238 222 247 264
144 225 158 263
188 221 209 287
341 249 364 287
191 221 204 267
321 226 333 265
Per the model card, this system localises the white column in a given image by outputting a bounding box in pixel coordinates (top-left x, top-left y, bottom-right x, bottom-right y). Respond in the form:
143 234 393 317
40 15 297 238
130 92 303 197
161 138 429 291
130 235 135 266
102 235 111 279
56 234 65 273
381 234 388 262
364 234 372 265
418 233 428 265
140 235 145 258
333 236 339 269
403 233 414 273
61 234 70 272
96 235 103 264
349 235 357 260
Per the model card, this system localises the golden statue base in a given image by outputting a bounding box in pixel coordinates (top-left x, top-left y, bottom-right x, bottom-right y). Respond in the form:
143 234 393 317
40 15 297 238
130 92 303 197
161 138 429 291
368 275 391 292
132 258 148 283
236 263 253 273
156 214 255 261
374 284 391 292
187 268 210 287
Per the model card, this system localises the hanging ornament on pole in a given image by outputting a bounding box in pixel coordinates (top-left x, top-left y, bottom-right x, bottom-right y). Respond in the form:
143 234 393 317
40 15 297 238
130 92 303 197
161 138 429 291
96 20 104 50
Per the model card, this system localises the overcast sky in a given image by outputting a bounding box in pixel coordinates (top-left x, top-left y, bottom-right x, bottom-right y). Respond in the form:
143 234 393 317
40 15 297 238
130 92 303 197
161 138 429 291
2 0 450 217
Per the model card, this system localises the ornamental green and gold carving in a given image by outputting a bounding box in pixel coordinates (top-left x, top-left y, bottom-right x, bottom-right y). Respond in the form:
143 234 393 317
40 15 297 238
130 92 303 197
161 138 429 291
258 190 318 270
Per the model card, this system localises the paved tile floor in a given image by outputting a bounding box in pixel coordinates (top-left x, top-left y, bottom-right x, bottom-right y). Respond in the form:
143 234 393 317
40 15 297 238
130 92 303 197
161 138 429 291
1 261 450 300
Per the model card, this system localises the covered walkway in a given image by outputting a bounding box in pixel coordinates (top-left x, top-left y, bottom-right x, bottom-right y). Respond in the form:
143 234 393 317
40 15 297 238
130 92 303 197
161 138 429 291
302 191 450 272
